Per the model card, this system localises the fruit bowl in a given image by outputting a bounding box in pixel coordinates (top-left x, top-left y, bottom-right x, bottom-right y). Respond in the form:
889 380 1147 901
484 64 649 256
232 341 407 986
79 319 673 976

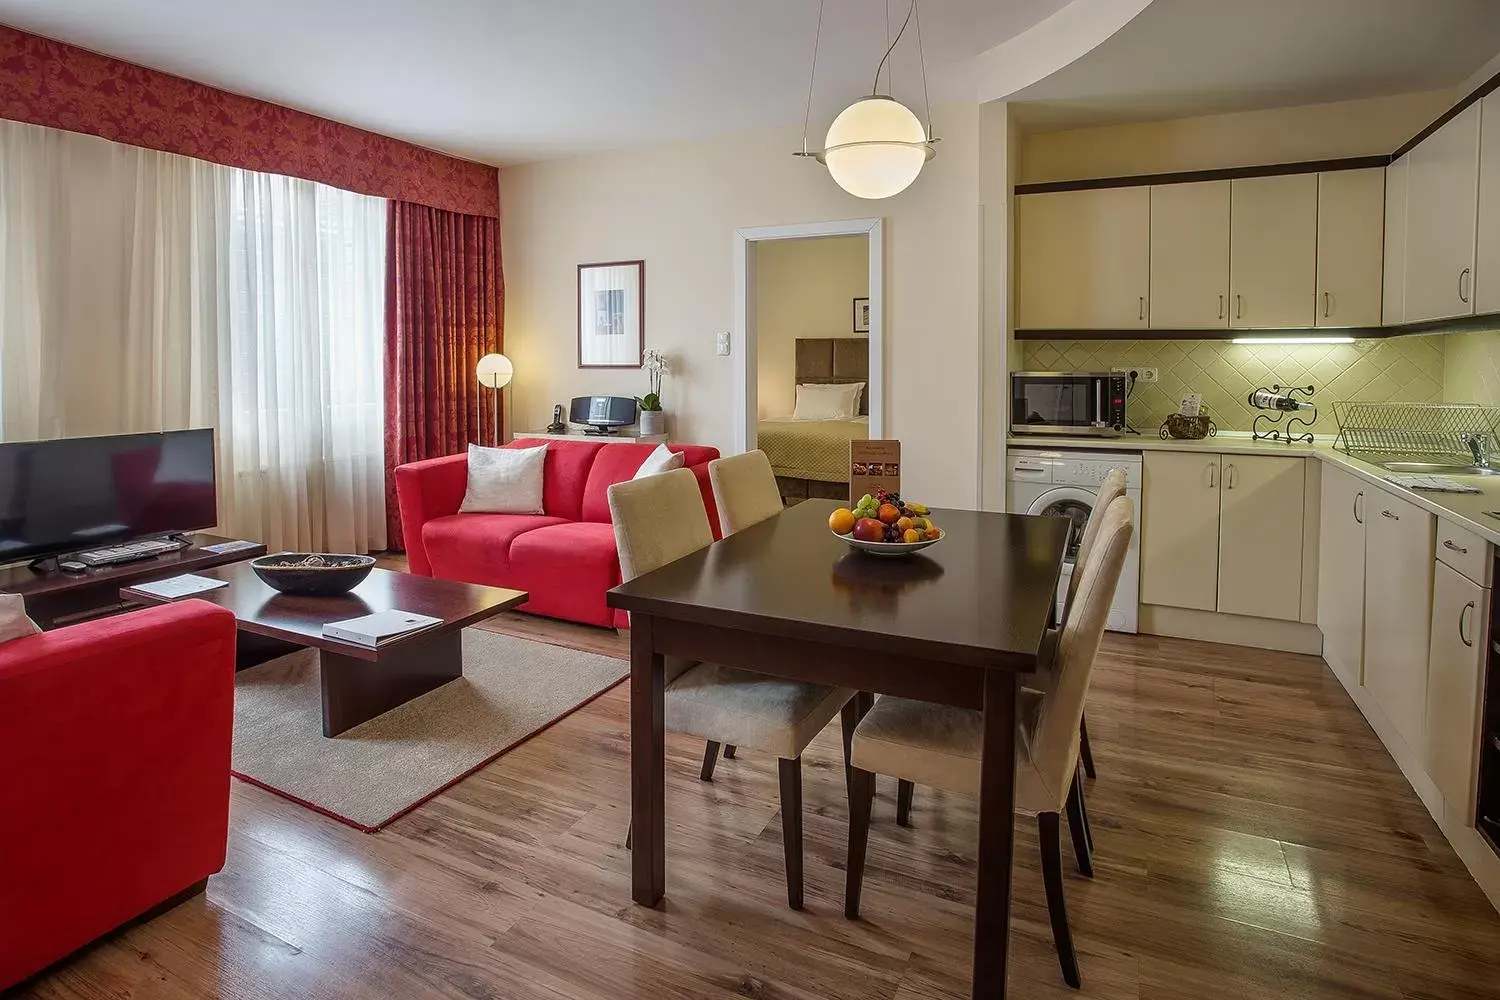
251 553 375 596
835 528 944 557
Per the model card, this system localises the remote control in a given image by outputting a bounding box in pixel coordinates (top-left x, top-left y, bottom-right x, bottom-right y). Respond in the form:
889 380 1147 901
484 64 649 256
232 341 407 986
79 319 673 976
58 560 88 573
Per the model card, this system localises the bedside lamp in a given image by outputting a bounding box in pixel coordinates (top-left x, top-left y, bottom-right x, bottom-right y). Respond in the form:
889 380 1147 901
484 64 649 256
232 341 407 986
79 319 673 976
476 353 513 446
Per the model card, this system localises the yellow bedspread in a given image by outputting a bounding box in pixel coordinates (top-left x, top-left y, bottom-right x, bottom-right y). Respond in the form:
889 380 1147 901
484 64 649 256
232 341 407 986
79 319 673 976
757 418 868 483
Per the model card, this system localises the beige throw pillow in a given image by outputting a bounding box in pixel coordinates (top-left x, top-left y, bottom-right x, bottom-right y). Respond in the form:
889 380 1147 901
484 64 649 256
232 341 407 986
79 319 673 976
632 443 685 480
0 594 41 645
459 443 547 514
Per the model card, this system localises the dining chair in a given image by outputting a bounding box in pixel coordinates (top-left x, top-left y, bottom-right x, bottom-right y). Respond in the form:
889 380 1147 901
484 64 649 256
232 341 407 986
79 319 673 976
609 467 857 909
843 495 1134 988
893 468 1127 826
707 449 784 536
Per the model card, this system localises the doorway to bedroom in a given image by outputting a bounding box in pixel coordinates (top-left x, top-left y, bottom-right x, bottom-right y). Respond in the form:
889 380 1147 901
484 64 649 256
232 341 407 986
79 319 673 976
733 218 884 505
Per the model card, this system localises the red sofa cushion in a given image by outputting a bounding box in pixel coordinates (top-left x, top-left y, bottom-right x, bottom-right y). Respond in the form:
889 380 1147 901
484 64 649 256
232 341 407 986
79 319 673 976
0 601 236 990
422 513 569 586
505 438 603 522
507 521 623 628
580 443 720 525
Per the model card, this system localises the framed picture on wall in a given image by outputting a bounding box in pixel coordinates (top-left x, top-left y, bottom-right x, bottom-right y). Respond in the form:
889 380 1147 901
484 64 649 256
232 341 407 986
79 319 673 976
578 260 645 368
852 296 870 334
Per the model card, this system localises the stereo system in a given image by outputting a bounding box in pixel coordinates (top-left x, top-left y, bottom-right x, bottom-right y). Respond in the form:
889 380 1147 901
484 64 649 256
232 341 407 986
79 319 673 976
569 396 638 435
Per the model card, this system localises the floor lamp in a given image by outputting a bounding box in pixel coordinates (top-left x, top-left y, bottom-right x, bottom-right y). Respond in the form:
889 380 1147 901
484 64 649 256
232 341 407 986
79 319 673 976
476 353 513 446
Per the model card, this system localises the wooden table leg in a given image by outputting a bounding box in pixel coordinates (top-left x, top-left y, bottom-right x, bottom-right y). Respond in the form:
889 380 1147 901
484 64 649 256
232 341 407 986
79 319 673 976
319 629 463 738
630 614 666 906
972 670 1018 999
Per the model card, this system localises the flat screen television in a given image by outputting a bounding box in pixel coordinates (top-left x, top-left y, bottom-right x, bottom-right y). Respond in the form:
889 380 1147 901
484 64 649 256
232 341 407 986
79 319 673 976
0 429 218 565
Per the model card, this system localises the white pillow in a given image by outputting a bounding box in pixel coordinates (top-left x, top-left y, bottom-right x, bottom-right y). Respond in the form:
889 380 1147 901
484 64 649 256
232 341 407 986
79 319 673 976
0 594 40 645
632 443 685 480
793 382 863 420
459 443 547 514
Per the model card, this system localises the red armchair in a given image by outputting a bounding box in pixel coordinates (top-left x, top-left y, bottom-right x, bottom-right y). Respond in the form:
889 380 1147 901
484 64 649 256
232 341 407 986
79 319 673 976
0 601 238 990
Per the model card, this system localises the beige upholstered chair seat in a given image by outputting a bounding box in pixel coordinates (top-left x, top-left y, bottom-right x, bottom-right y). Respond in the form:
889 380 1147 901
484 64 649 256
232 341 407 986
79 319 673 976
668 664 856 759
850 690 1071 816
708 450 783 536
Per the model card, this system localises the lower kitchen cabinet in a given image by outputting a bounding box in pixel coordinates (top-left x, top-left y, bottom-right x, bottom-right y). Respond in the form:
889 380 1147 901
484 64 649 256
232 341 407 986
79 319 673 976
1425 555 1491 816
1140 452 1220 612
1317 464 1367 688
1363 491 1435 753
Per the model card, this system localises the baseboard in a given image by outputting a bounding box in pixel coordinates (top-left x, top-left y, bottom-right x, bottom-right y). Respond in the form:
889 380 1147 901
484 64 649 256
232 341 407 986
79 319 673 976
1138 605 1323 655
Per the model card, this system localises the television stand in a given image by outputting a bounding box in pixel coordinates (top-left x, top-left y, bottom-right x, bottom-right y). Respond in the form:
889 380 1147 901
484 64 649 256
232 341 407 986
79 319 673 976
0 533 267 630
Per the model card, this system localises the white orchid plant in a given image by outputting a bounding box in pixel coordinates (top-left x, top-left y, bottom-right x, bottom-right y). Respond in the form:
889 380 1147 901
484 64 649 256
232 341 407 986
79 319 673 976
639 349 671 412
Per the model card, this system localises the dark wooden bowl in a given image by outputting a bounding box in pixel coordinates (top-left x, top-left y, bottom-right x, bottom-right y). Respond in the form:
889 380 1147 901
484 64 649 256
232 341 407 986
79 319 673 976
250 553 375 596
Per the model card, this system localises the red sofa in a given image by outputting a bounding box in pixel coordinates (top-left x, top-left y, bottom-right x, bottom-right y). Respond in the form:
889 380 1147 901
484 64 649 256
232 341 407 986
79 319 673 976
395 438 721 628
0 600 238 990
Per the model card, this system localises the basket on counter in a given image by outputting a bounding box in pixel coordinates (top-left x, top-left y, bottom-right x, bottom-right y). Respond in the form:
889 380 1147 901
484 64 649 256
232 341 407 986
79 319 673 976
1160 413 1216 440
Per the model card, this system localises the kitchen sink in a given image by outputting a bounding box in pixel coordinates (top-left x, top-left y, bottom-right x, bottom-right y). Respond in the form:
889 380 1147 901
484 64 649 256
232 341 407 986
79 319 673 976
1381 461 1500 477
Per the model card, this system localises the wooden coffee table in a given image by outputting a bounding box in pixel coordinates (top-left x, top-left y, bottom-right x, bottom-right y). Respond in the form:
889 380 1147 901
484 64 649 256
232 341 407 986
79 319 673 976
123 563 527 737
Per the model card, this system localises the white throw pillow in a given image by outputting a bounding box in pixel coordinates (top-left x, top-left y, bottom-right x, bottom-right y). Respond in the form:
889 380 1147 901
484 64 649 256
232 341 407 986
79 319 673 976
459 443 547 514
793 382 863 420
0 594 40 645
632 443 685 480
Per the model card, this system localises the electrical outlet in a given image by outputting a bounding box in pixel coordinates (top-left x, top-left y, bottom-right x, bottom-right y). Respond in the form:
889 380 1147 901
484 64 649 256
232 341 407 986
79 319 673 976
1138 367 1159 383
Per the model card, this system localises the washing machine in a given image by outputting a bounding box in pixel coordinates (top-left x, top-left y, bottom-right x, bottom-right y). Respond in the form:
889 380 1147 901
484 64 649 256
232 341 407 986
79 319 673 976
1007 448 1142 633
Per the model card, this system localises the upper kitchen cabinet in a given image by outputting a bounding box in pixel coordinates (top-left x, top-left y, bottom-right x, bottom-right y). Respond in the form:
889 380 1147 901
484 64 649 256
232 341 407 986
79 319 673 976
1316 169 1386 327
1016 187 1150 330
1149 181 1231 328
1405 102 1481 323
1230 173 1319 328
1476 94 1500 315
1384 153 1410 325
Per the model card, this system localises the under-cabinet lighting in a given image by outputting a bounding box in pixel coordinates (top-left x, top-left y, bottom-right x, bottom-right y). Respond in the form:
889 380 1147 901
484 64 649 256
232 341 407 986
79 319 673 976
1231 336 1355 345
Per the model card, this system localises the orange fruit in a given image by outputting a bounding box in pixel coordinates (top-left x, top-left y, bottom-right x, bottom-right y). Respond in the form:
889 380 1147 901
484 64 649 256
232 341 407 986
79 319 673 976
829 508 856 535
903 528 921 543
896 516 914 531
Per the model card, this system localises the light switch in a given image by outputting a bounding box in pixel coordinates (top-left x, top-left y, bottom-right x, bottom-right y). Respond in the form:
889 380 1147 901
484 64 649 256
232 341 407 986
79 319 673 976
716 331 731 356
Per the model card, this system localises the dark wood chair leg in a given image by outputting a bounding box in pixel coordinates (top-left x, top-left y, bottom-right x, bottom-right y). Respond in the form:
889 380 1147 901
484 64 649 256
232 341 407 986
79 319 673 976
845 765 875 919
896 779 915 827
624 823 631 850
1075 763 1094 855
841 698 860 799
1079 712 1097 780
1065 771 1094 878
723 744 736 759
778 756 805 910
699 740 721 781
1039 812 1082 989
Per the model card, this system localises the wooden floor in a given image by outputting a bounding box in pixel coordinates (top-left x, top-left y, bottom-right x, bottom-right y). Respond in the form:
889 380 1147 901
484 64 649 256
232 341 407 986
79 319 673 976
18 616 1500 1000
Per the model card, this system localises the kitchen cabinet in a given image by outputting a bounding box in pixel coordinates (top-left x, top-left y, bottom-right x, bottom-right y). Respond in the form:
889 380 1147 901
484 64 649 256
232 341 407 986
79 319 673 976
1405 102 1481 323
1476 93 1500 315
1218 456 1306 620
1140 452 1220 612
1016 187 1150 329
1316 169 1385 327
1140 452 1305 620
1383 153 1410 325
1425 553 1489 816
1149 181 1231 328
1230 173 1319 328
1317 465 1367 689
1363 491 1435 753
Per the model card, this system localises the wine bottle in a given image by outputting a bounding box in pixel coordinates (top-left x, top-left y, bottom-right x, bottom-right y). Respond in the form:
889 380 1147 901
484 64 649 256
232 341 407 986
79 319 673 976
1248 389 1314 412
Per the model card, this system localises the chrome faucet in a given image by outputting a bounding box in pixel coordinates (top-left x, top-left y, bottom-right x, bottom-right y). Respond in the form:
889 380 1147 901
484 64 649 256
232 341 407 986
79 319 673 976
1462 432 1492 470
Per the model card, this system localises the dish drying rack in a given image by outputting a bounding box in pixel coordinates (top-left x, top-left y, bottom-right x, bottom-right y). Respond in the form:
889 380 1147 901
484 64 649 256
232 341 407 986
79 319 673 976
1332 401 1500 459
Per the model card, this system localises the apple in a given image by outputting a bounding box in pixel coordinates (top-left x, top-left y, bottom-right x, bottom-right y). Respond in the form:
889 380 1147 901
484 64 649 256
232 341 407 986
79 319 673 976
877 503 901 525
852 517 887 542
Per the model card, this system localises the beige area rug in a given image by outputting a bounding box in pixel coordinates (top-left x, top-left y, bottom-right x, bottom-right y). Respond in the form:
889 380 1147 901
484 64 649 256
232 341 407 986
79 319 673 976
230 629 626 831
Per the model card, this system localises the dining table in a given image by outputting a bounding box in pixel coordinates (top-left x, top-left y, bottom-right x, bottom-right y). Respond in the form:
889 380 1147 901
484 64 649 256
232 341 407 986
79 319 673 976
606 497 1070 999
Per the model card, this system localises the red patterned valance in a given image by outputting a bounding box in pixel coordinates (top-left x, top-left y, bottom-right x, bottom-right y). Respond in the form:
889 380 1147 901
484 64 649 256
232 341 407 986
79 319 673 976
0 26 498 218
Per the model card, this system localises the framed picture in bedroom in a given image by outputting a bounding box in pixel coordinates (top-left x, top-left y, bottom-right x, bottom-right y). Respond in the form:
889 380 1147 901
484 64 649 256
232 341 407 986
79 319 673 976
578 260 645 368
852 296 870 334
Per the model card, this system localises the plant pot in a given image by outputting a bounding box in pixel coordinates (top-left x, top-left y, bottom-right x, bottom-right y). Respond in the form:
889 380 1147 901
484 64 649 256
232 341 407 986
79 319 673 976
639 409 665 435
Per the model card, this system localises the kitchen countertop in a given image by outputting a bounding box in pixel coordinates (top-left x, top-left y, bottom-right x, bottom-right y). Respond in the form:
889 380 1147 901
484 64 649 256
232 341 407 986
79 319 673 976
1008 432 1500 549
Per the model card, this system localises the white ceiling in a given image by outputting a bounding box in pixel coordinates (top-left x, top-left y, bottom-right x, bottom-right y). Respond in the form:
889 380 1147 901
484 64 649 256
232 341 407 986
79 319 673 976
1009 0 1500 131
0 0 1068 165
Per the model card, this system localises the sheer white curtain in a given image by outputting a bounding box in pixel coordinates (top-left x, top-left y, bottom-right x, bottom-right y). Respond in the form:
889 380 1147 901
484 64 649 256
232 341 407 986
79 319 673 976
0 119 388 553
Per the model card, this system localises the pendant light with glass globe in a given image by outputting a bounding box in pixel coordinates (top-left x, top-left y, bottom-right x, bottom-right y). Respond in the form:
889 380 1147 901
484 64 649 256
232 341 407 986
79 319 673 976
795 0 938 200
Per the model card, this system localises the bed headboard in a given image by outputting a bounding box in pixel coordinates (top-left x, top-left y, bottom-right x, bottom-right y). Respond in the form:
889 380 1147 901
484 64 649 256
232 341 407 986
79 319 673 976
794 338 870 416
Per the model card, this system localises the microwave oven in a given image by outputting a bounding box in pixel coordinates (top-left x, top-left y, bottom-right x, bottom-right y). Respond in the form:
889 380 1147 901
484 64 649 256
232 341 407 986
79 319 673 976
1011 371 1128 436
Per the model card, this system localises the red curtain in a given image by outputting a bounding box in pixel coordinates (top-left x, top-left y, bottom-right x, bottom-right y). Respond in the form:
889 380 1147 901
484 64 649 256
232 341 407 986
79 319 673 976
384 202 503 549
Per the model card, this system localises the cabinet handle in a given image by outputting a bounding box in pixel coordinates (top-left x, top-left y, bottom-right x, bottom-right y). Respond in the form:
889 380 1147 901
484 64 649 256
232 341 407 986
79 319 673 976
1460 267 1472 304
1444 538 1470 555
1323 291 1331 318
1224 464 1237 489
1139 296 1146 321
1381 508 1399 520
1353 490 1363 524
1235 293 1244 320
1218 294 1225 320
1207 463 1218 488
1460 600 1476 648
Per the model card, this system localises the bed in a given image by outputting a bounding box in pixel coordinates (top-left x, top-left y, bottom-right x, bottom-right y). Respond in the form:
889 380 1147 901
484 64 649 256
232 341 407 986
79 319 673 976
758 338 869 503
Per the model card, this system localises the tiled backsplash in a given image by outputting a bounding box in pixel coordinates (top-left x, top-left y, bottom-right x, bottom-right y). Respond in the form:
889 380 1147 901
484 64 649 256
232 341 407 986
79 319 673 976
1019 337 1447 437
1443 327 1500 405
